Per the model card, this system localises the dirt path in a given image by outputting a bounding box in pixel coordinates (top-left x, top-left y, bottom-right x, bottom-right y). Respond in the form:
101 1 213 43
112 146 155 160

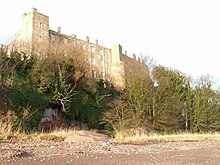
1 140 220 165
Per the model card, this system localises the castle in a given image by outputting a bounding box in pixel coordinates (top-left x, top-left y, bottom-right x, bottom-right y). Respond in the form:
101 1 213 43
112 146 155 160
13 8 149 89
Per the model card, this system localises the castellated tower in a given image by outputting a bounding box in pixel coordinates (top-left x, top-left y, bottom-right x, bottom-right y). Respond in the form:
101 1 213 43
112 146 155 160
109 44 125 89
16 8 49 58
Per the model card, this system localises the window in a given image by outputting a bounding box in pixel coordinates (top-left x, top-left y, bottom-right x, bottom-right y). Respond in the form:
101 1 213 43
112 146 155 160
51 34 56 41
90 46 95 53
39 36 43 42
82 45 86 50
101 48 104 56
64 50 67 57
64 38 68 44
101 59 104 66
40 22 43 29
92 57 96 65
106 49 109 55
101 48 105 61
101 72 105 79
92 70 96 78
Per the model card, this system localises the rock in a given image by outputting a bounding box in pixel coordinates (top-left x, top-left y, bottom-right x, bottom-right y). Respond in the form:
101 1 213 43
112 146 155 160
64 134 95 143
77 131 108 142
64 131 109 145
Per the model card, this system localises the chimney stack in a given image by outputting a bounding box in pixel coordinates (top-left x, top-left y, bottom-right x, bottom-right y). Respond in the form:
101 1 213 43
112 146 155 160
32 7 37 12
86 36 89 42
133 53 136 60
57 27 61 33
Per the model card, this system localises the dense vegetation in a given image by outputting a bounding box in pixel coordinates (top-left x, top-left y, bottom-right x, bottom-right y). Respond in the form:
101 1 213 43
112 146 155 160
1 44 220 134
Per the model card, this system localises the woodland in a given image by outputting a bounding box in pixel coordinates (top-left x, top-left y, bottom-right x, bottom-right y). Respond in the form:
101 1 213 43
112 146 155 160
1 44 220 135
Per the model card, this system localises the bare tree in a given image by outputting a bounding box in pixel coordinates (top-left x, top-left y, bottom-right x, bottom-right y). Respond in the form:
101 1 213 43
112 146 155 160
58 84 77 112
102 99 132 131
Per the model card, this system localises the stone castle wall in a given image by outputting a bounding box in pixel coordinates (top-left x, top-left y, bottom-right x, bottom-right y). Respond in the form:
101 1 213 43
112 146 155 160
15 8 149 89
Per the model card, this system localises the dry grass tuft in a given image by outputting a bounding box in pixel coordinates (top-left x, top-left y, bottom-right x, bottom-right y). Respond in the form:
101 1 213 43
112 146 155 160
0 121 25 140
0 121 13 140
3 123 220 144
33 129 77 141
0 121 77 141
113 128 220 144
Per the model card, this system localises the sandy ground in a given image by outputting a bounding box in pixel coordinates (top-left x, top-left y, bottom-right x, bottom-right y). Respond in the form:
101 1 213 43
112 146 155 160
1 140 220 165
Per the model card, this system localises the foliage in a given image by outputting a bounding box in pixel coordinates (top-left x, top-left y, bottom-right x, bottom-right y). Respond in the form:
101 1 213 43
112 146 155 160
124 71 153 128
189 76 220 132
0 48 46 132
102 98 133 131
152 66 186 131
1 44 220 134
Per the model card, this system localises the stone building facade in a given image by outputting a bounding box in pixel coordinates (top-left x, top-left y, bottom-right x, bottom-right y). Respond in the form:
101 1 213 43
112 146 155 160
14 8 149 89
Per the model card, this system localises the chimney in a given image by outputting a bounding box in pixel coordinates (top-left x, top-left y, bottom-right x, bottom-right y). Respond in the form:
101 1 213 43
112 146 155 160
57 27 61 33
86 36 89 42
95 39 98 45
133 53 136 60
125 50 127 55
138 57 141 62
32 7 37 12
22 13 27 17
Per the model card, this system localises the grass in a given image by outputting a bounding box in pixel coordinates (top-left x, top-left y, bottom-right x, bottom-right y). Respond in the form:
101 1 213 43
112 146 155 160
0 121 76 141
113 128 220 144
1 122 220 143
0 121 14 140
30 129 76 141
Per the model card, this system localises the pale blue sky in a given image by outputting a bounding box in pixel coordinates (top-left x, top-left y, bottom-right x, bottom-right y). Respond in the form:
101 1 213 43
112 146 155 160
1 0 220 86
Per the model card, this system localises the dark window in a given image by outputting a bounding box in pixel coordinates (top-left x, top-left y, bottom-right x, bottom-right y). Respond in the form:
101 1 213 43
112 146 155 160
40 23 43 29
92 70 96 78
